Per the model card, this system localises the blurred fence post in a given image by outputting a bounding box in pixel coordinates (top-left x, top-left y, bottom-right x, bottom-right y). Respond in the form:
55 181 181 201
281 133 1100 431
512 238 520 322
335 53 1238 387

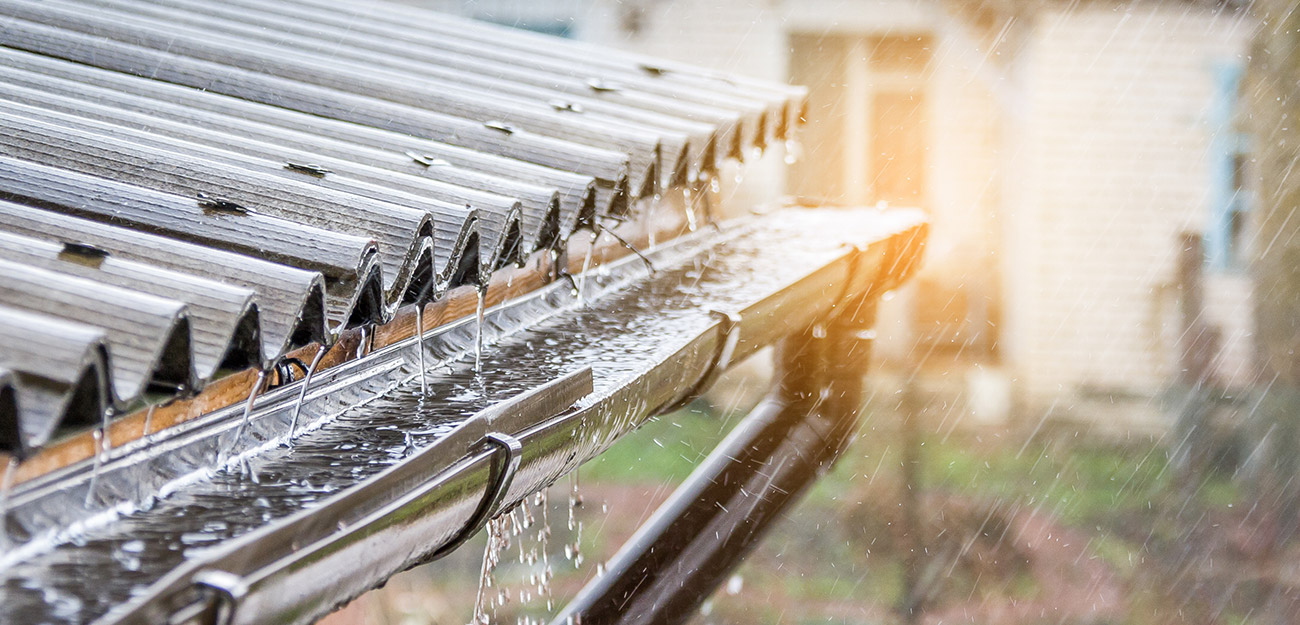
1172 232 1217 478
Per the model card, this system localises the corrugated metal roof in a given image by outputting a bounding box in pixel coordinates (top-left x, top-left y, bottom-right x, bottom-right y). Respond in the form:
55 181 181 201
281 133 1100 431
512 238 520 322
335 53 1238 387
0 47 598 236
0 202 331 358
0 0 806 459
0 308 110 456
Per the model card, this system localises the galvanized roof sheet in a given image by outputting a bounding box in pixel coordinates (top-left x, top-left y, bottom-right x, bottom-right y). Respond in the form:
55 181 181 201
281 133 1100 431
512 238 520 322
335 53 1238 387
0 259 193 405
0 231 262 382
0 307 110 456
0 0 807 458
0 47 598 235
0 202 331 362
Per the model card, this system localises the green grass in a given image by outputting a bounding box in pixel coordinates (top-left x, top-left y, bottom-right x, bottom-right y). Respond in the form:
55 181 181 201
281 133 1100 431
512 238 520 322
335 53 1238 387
564 401 1250 624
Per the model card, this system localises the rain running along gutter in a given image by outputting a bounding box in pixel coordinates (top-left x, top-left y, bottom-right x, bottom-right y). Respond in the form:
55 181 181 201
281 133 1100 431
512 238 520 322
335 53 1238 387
0 219 737 559
90 208 925 625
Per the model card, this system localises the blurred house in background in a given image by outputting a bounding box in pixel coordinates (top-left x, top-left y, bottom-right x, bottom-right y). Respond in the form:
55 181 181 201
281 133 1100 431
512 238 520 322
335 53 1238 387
408 0 1257 429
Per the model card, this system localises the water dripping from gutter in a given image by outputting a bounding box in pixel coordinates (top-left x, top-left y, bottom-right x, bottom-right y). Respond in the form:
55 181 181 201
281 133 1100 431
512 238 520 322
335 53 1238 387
565 472 584 569
356 326 372 360
537 490 553 611
141 404 156 437
473 513 510 625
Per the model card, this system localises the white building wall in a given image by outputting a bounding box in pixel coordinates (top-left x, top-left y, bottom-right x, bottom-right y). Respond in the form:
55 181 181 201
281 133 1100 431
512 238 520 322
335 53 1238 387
402 0 1258 422
1013 3 1255 411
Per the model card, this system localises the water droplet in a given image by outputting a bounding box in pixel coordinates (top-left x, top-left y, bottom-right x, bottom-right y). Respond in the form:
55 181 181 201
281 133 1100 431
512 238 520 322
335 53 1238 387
726 574 744 595
784 137 802 164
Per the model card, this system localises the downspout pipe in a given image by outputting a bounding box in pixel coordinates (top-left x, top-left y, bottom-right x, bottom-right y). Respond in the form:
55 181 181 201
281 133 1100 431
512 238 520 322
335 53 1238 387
554 296 878 625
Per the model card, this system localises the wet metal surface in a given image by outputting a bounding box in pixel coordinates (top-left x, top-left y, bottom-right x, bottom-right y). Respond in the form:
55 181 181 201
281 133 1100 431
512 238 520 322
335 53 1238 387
0 209 924 625
0 0 808 459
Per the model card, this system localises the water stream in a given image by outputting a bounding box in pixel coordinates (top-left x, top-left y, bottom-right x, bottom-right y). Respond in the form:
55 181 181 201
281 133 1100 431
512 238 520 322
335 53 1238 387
82 428 104 509
288 344 330 443
416 304 428 396
574 232 597 302
474 288 487 374
224 369 268 465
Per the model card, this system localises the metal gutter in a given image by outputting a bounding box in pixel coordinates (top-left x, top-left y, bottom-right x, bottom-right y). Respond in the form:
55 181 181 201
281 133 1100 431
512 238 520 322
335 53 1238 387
0 216 732 558
32 208 929 625
113 370 595 625
555 301 882 625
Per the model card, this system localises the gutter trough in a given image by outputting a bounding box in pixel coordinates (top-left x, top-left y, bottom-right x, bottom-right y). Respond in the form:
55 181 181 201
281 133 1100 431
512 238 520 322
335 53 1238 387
0 207 926 625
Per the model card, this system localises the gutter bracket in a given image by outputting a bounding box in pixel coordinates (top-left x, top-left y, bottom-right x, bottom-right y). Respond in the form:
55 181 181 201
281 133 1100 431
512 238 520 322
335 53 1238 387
428 431 523 561
656 310 741 415
192 569 248 625
190 433 523 625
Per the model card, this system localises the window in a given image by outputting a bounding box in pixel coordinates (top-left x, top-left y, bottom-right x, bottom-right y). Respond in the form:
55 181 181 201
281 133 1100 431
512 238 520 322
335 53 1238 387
1206 62 1252 270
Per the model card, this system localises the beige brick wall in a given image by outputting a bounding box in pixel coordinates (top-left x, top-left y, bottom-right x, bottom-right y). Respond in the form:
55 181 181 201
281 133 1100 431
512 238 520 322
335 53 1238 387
1009 4 1255 408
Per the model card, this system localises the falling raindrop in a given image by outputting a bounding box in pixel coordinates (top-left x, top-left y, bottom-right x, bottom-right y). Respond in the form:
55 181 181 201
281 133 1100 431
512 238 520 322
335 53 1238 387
783 137 802 164
725 574 744 595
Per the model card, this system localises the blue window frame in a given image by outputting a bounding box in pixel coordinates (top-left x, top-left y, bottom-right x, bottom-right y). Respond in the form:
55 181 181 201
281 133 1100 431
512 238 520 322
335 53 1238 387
1206 61 1251 271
